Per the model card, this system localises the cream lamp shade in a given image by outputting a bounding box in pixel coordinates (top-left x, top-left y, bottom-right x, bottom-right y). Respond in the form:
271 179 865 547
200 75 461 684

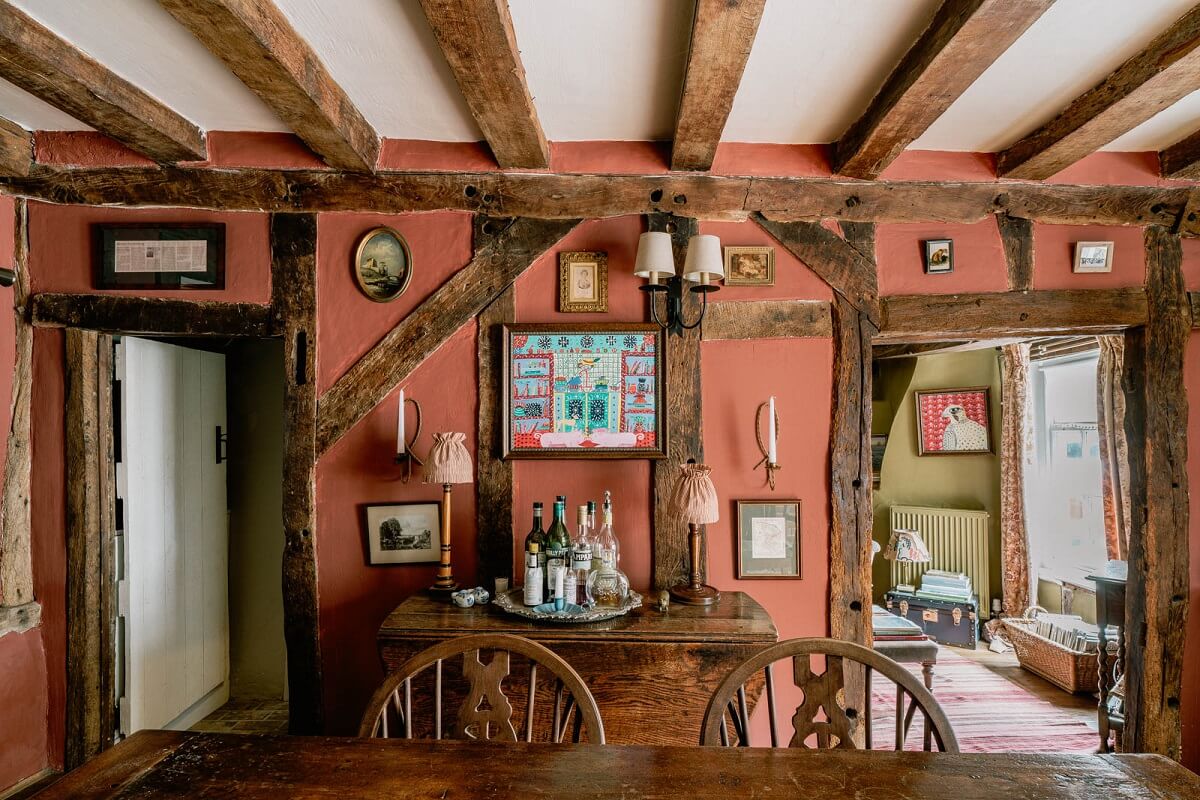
682 234 724 284
883 527 931 563
668 462 719 525
633 231 676 283
423 432 472 485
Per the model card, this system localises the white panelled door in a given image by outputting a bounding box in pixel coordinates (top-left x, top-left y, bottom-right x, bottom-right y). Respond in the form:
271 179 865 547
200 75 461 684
117 337 228 734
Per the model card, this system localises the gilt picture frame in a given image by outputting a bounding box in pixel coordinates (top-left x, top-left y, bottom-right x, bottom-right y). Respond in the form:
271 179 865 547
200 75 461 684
558 251 608 312
501 323 666 459
354 226 413 302
723 246 775 286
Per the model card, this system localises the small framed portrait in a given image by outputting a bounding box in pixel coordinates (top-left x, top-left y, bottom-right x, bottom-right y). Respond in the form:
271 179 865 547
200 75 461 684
365 502 440 565
923 239 953 274
558 251 608 312
871 434 887 488
736 500 801 579
723 246 775 286
1074 241 1114 273
915 387 992 456
354 226 413 302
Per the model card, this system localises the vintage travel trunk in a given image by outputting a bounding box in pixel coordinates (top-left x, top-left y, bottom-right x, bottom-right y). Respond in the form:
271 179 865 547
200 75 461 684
884 591 979 649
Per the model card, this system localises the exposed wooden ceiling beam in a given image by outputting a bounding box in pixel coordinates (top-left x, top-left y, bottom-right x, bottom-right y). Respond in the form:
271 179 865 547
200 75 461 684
998 5 1200 180
0 116 32 177
0 165 1194 232
671 0 766 172
1160 128 1200 179
158 0 379 173
417 0 549 169
835 0 1054 179
0 2 204 162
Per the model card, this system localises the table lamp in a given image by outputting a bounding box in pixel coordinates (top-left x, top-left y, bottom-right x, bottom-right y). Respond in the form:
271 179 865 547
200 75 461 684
668 460 720 606
883 527 931 564
424 431 472 596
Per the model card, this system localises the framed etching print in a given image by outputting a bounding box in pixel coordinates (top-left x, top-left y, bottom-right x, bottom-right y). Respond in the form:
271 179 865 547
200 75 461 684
365 502 441 565
558 251 608 312
94 223 225 290
915 387 993 455
502 323 666 459
736 500 801 578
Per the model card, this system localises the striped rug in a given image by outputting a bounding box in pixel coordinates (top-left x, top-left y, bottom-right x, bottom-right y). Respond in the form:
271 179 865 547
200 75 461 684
870 647 1100 753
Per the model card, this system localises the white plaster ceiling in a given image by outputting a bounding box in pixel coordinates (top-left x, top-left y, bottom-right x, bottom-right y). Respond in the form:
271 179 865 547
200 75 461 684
1 0 1200 155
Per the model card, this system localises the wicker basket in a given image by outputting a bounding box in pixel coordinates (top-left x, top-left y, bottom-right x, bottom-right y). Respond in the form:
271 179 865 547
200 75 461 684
1001 607 1105 694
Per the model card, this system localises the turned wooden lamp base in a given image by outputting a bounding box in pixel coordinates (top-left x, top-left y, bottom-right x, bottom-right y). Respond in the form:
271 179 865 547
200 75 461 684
669 583 721 606
428 482 459 598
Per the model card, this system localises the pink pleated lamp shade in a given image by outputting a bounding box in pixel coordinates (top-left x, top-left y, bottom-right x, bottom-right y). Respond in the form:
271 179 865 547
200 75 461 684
669 462 719 525
423 432 472 484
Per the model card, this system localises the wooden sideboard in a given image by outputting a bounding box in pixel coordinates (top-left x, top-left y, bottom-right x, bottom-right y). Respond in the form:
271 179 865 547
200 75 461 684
376 591 778 746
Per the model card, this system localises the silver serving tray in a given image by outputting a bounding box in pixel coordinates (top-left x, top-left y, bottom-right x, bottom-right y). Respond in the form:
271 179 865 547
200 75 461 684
494 588 642 623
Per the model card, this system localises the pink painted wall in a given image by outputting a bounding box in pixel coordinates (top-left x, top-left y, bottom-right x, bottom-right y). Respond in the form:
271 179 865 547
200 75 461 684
1031 224 1146 290
877 219 1008 296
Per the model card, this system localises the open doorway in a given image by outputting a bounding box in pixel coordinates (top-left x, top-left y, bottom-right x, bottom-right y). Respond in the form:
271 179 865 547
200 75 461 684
869 337 1116 753
113 336 287 738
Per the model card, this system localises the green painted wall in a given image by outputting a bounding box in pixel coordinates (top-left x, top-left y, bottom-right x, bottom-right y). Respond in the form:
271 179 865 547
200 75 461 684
871 350 1003 613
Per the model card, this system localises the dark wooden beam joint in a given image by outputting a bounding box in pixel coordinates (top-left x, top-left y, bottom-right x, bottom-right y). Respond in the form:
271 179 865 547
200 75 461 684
31 293 276 337
671 0 766 171
1121 225 1189 760
834 0 1054 179
271 212 324 735
476 285 515 590
0 115 33 177
651 213 704 590
752 214 880 325
997 213 1034 291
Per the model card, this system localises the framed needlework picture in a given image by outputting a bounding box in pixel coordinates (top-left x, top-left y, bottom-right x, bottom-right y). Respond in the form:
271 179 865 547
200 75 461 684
915 387 992 455
502 323 666 459
558 251 608 312
365 502 440 565
736 500 801 579
93 223 225 290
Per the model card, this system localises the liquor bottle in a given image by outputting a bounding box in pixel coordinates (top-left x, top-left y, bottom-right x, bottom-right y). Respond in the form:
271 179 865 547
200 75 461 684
523 543 544 607
571 504 594 606
593 490 620 570
544 496 572 598
523 502 546 576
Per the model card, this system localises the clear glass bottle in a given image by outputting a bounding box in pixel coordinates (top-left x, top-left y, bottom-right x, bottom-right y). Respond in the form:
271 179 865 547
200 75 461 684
593 490 620 571
587 490 628 607
544 496 571 598
523 543 543 607
523 502 546 577
571 504 594 607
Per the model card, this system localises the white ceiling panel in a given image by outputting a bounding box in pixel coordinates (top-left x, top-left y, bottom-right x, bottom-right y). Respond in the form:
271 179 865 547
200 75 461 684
509 0 693 141
8 0 286 132
914 0 1198 152
722 0 940 144
0 78 90 131
1106 88 1200 151
273 0 481 140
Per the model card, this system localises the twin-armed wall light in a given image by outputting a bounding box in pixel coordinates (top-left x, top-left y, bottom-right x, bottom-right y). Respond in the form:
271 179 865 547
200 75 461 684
633 229 724 335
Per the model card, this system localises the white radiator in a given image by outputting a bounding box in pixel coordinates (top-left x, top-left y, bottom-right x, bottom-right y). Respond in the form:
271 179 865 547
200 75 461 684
889 505 992 616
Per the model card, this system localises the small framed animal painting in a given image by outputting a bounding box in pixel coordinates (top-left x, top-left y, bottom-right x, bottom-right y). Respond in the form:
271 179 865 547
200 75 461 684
914 387 992 456
923 239 953 274
558 251 608 312
723 246 775 286
501 323 666 459
365 502 441 565
354 226 412 302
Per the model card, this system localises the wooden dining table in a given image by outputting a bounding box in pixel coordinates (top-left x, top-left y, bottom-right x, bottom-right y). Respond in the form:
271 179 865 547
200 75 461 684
36 730 1200 799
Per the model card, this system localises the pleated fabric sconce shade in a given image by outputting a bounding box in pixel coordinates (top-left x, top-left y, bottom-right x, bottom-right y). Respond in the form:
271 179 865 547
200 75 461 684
668 461 721 605
424 432 472 596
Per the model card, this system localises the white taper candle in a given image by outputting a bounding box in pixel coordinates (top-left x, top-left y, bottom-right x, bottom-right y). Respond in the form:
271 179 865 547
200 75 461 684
397 389 405 454
767 395 777 464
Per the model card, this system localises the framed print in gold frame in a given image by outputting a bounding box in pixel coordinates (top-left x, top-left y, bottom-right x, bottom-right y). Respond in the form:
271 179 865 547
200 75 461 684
723 246 775 286
558 251 608 312
353 226 413 302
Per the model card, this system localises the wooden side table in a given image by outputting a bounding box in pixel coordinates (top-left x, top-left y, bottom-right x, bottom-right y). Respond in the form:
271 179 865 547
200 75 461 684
376 591 778 745
1088 560 1127 753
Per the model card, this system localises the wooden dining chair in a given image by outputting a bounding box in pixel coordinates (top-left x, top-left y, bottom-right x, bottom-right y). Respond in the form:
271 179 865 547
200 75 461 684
359 633 605 744
700 638 958 752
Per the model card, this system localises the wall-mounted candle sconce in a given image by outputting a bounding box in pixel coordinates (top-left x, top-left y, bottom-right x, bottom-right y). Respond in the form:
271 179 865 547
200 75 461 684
754 396 781 490
394 388 424 483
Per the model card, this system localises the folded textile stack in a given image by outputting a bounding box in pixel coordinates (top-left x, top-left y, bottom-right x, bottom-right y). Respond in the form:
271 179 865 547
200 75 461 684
871 604 926 640
914 569 972 603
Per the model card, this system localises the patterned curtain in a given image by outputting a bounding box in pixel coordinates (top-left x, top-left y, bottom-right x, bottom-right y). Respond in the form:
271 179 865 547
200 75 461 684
1096 336 1130 561
999 343 1034 617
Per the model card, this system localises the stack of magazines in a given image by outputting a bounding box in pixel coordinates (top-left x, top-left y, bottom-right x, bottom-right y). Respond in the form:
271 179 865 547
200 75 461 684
872 605 926 641
1030 612 1119 654
914 569 973 603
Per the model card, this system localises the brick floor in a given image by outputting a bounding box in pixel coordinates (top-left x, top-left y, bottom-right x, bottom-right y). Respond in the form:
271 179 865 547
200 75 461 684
190 698 289 735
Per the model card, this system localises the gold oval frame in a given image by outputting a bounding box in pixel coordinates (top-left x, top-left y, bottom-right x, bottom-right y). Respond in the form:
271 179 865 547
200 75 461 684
353 226 413 303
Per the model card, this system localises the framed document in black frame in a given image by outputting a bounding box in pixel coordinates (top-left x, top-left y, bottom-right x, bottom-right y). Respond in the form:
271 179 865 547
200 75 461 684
93 223 226 290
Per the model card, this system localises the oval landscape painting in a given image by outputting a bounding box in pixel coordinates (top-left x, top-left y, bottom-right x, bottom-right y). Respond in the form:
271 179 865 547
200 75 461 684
354 227 412 302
